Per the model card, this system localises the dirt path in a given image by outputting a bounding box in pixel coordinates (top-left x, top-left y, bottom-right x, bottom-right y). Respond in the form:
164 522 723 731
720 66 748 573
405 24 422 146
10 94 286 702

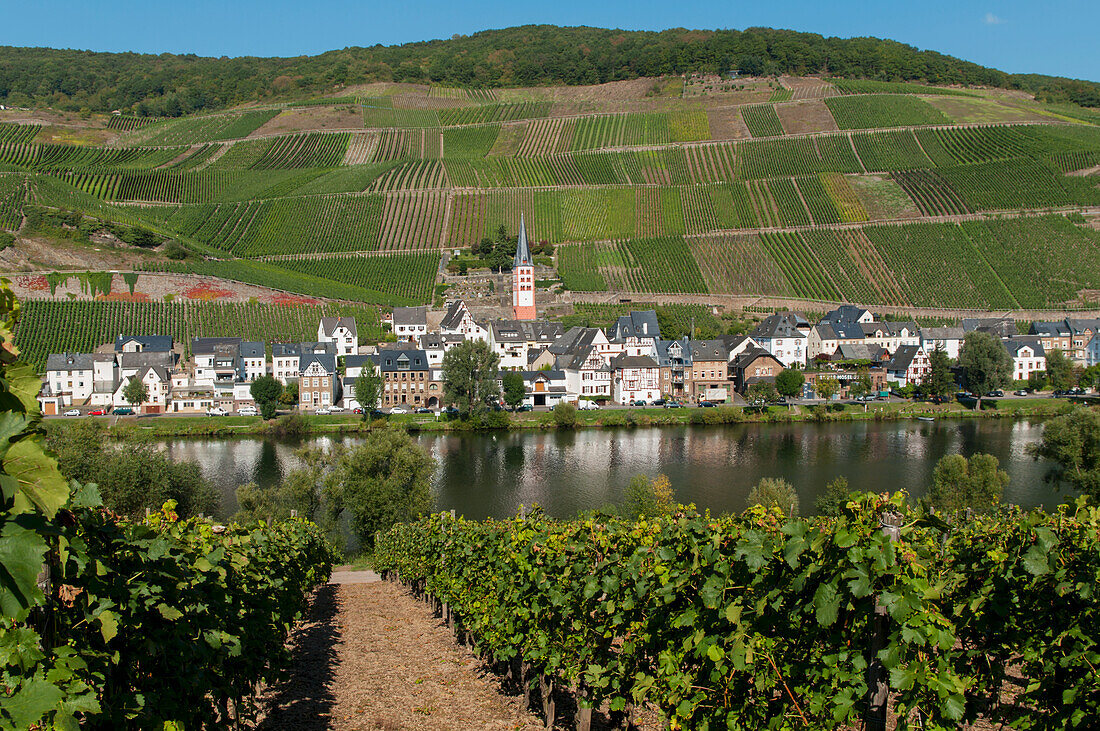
259 581 543 731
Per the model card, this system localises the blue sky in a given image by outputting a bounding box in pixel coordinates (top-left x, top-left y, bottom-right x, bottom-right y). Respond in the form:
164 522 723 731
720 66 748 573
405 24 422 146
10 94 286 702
2 0 1097 82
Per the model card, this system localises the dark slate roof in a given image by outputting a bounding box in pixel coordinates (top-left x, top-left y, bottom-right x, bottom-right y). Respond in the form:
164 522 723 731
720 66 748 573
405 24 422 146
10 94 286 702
440 300 470 330
134 365 170 383
730 346 784 371
752 313 809 339
344 355 372 370
558 346 609 371
528 347 550 365
962 318 1017 337
319 316 358 336
822 305 870 325
379 349 430 372
689 339 729 362
489 321 526 342
886 345 923 371
419 333 445 349
240 341 264 359
1029 321 1070 337
549 326 601 355
191 337 241 354
611 353 660 369
299 354 337 373
835 343 888 362
609 311 660 341
520 320 564 342
391 307 426 327
513 213 532 268
655 338 692 367
813 323 839 341
1066 318 1100 335
272 343 302 357
46 352 115 371
120 351 175 369
921 327 965 341
113 335 172 353
300 341 335 355
1004 337 1046 358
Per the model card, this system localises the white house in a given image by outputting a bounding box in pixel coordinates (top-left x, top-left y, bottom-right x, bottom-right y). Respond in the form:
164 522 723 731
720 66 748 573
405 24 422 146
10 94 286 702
390 307 427 340
488 321 529 371
611 353 662 405
43 353 117 408
559 346 612 401
240 341 266 381
521 370 569 408
1086 333 1100 368
607 311 661 357
318 317 358 357
751 313 810 367
1004 337 1046 383
884 345 930 387
113 367 170 413
440 300 487 341
920 327 964 361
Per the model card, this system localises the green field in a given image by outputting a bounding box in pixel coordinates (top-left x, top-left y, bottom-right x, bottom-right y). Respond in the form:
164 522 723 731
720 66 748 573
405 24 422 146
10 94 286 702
3 82 1100 310
15 300 383 371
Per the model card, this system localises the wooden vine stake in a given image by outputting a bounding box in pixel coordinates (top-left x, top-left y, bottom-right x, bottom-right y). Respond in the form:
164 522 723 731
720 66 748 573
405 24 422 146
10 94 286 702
865 509 902 730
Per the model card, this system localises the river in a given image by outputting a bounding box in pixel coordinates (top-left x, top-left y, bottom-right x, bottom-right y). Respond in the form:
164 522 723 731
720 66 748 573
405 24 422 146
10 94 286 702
161 418 1070 521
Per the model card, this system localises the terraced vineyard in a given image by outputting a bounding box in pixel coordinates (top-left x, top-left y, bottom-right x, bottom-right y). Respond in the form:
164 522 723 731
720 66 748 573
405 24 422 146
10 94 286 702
3 79 1100 311
13 300 382 371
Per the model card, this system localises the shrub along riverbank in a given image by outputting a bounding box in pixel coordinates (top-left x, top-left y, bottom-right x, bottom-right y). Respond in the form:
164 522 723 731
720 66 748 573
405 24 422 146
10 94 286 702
45 397 1085 440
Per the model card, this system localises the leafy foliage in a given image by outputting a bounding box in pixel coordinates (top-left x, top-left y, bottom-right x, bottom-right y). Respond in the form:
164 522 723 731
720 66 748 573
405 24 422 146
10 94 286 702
927 453 1008 513
375 491 1100 729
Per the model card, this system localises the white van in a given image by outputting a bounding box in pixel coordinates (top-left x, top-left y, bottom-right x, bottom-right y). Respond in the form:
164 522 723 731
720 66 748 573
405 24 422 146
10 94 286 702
237 405 258 416
577 399 600 410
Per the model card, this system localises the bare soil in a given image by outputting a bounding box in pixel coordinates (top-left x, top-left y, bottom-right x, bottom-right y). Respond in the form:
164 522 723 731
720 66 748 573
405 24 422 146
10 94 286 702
776 100 839 135
251 107 364 137
0 234 164 272
706 107 752 140
258 582 544 731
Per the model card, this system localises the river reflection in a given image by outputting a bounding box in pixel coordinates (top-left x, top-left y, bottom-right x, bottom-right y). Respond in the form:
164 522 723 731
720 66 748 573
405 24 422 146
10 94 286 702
160 419 1066 520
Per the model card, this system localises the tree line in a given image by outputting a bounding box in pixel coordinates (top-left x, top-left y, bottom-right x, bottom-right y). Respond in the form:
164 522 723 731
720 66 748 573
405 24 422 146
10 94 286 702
2 25 1098 115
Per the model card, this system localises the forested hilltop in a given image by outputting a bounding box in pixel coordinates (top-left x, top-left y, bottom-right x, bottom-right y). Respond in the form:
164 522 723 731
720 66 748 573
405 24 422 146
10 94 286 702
2 25 1099 116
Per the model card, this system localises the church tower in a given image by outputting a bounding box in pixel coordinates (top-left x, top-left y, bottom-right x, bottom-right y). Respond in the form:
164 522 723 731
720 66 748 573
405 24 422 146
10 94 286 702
512 214 536 320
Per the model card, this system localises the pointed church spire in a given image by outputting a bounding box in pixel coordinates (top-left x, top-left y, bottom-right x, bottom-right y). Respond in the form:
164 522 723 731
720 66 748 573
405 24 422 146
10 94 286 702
513 213 532 269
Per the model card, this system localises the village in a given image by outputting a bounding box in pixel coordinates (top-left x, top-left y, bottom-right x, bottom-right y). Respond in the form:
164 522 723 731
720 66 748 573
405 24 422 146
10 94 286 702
35 220 1100 417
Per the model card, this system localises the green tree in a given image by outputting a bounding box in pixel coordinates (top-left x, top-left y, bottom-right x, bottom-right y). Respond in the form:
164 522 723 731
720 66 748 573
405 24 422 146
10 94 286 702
122 375 148 410
1027 370 1048 392
553 402 577 428
774 368 804 405
280 380 299 406
1027 406 1100 500
249 375 283 420
502 371 526 411
923 345 955 399
1045 348 1075 391
927 453 1008 514
815 476 850 517
814 376 840 402
746 381 778 405
1080 364 1100 390
442 339 501 416
621 473 675 519
748 477 800 516
959 331 1012 406
353 366 382 419
320 427 434 550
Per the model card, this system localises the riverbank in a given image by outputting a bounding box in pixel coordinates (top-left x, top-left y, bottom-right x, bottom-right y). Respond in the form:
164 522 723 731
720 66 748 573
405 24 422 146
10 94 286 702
43 397 1086 440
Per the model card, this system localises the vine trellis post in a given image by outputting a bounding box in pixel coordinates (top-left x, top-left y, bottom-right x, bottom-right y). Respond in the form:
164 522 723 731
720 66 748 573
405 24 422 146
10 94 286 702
865 508 903 730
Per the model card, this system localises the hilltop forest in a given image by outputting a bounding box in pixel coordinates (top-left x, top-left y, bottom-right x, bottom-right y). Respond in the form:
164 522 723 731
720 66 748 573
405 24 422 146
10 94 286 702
2 25 1099 116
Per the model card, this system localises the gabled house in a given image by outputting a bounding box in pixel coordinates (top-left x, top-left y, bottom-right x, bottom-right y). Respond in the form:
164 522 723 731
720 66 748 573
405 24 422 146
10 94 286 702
379 349 437 408
119 351 176 382
729 347 785 395
607 311 661 356
440 300 487 340
690 339 732 402
1067 319 1100 364
298 354 339 410
317 317 358 357
1004 337 1046 383
40 353 117 412
521 370 569 408
558 346 612 401
272 342 334 385
751 313 810 367
113 335 173 354
655 338 692 400
1029 321 1072 355
611 354 662 405
488 321 529 371
1085 333 1100 368
390 307 427 340
861 321 920 353
920 327 965 361
113 366 170 413
884 345 930 387
418 333 446 367
240 341 266 381
527 347 556 371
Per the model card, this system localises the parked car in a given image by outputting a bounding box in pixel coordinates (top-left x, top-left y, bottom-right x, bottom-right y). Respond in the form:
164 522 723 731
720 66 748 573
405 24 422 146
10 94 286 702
443 406 460 416
1014 389 1029 397
516 404 533 412
415 407 433 414
651 399 666 407
315 407 331 415
577 400 600 410
206 407 228 417
985 390 1004 398
631 399 647 407
88 409 107 416
698 400 717 408
112 407 134 415
328 405 344 412
1069 387 1085 395
390 405 410 414
237 405 258 416
664 401 683 409
63 409 80 417
352 407 364 414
